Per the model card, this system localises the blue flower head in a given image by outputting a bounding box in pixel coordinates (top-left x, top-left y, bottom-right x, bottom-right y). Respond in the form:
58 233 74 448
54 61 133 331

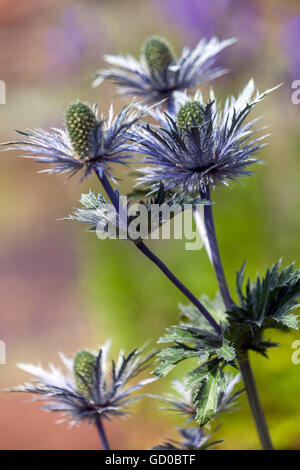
153 374 242 450
134 80 279 197
154 426 219 450
2 100 148 182
155 374 242 424
93 36 236 105
9 341 156 426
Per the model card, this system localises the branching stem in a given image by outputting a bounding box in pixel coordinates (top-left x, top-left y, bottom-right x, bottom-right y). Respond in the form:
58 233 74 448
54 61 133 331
200 186 232 311
94 167 222 336
199 184 274 450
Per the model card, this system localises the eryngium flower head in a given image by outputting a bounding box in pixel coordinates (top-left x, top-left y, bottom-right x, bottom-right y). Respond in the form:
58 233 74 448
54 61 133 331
2 101 147 181
156 374 242 424
134 80 279 196
9 341 156 425
154 427 221 450
92 36 236 105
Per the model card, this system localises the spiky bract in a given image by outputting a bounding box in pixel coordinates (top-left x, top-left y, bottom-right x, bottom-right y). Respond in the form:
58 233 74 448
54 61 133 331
134 81 279 197
2 101 148 181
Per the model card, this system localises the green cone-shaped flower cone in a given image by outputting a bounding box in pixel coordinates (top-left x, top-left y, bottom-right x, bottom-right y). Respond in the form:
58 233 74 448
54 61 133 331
65 102 97 159
74 350 97 398
177 101 204 130
143 36 174 76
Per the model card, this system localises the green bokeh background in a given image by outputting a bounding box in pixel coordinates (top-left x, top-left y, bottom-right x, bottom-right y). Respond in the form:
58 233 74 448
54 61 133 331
0 0 299 450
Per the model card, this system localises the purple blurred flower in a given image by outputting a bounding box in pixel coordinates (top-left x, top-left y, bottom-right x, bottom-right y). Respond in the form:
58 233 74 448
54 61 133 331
228 3 263 52
281 16 300 79
156 0 264 68
45 7 86 76
157 0 230 38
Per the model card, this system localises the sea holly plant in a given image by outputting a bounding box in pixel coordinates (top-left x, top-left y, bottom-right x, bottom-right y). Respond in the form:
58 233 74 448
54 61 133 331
154 262 300 435
133 81 278 198
3 34 299 450
153 427 221 451
4 101 222 336
92 35 236 108
9 342 156 449
66 185 203 243
152 374 242 449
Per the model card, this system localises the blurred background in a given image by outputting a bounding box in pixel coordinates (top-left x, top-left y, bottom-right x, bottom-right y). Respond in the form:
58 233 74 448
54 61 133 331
0 0 299 450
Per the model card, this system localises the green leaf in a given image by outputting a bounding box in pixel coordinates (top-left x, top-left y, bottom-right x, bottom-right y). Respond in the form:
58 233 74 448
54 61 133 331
158 325 222 349
192 363 221 426
277 314 298 330
229 260 300 355
216 340 236 361
154 346 200 377
154 362 176 377
179 293 227 330
158 326 200 344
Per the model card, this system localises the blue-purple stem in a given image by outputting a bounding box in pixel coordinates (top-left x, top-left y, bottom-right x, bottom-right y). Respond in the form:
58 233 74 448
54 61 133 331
95 415 110 450
136 241 222 336
166 95 175 114
239 354 274 450
94 167 222 336
200 186 232 311
200 184 274 450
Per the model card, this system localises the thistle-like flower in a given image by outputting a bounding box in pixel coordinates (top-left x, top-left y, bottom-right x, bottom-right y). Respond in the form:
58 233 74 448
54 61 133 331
156 374 242 424
9 342 156 426
154 369 242 450
134 80 279 197
153 426 220 450
2 101 147 181
93 36 236 105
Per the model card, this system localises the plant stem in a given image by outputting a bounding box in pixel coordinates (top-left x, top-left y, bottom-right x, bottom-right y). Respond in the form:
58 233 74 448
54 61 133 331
98 168 120 209
166 95 175 114
200 186 232 311
95 415 110 450
199 184 274 450
239 354 274 450
94 166 222 336
136 240 222 336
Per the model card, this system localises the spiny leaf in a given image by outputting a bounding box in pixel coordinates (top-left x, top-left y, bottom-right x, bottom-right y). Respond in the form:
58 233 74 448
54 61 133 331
179 293 227 330
216 340 236 361
230 260 300 335
154 346 200 377
188 361 223 426
276 314 298 329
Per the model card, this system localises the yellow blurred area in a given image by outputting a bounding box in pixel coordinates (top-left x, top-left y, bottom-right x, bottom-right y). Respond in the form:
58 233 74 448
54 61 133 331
0 0 299 449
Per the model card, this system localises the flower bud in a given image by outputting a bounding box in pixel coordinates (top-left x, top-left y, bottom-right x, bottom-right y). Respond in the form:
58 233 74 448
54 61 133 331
143 36 173 76
177 101 203 130
74 350 97 398
65 102 97 159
